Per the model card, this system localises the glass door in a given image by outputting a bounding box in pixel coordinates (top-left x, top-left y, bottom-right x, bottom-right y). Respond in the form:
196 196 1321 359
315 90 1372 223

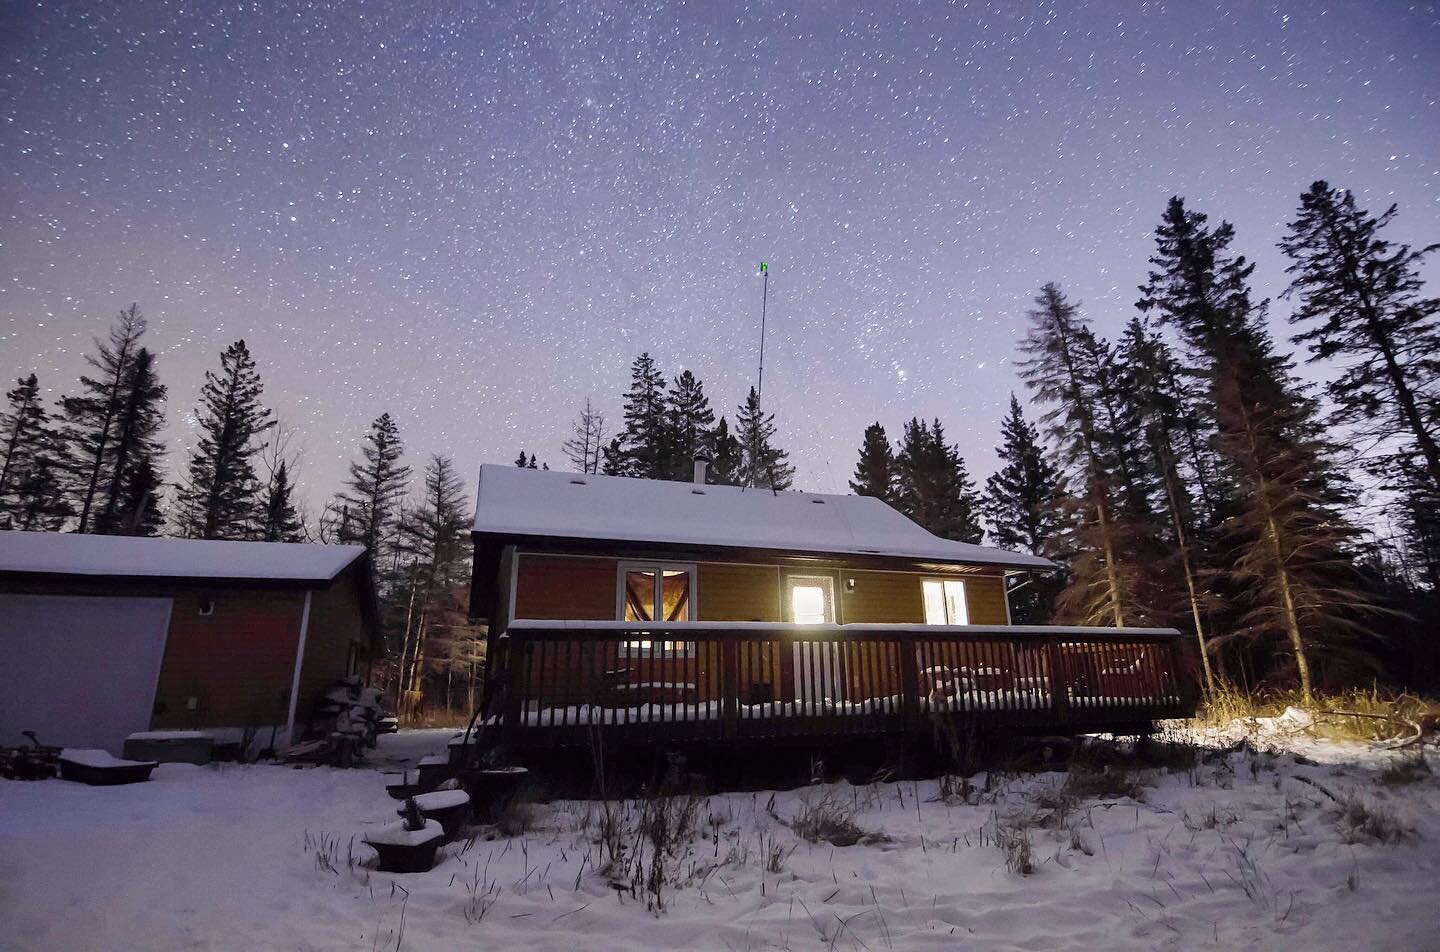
786 575 841 705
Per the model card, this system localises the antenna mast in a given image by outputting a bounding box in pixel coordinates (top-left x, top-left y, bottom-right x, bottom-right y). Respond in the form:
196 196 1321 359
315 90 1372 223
756 261 769 407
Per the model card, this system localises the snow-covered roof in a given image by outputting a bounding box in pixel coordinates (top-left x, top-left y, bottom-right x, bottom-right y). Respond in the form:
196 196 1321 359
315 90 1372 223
0 531 367 584
471 464 1055 571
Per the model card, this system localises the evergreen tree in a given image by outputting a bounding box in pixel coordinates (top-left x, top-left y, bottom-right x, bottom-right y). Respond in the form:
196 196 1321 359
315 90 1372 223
514 449 537 468
707 416 742 486
562 398 606 474
94 347 166 535
1279 181 1440 524
666 370 715 479
849 422 897 504
1018 283 1152 627
7 444 71 531
894 418 982 543
336 413 411 555
260 460 305 542
395 455 472 714
618 353 671 479
115 457 165 536
982 397 1064 623
0 374 49 513
1140 196 1377 700
175 339 275 540
600 435 627 477
983 396 1062 554
59 304 147 532
734 386 795 490
1119 318 1220 689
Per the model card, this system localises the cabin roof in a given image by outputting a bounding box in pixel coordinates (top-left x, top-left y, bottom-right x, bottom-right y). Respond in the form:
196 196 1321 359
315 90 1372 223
471 464 1055 570
0 530 369 584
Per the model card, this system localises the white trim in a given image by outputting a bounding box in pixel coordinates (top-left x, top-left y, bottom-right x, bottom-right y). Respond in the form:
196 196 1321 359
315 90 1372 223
615 560 698 657
505 545 519 629
784 574 837 624
920 577 970 625
283 591 314 750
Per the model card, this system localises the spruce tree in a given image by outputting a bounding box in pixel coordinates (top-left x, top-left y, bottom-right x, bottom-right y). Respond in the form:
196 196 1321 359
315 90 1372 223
175 339 275 540
894 418 982 543
60 304 147 532
94 347 166 535
116 457 165 536
1140 196 1378 700
983 397 1064 623
734 386 795 490
260 460 305 542
849 422 897 504
1019 283 1150 627
666 370 715 479
618 353 671 479
1280 181 1440 506
983 396 1062 554
561 398 606 474
0 374 49 512
600 435 627 477
336 413 411 556
1119 318 1220 688
707 417 742 486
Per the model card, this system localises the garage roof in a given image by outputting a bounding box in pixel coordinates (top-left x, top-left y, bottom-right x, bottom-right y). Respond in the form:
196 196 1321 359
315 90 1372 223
0 531 368 584
471 464 1055 571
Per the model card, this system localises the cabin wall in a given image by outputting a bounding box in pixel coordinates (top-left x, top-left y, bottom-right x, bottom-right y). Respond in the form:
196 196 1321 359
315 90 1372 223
298 573 370 725
151 588 307 729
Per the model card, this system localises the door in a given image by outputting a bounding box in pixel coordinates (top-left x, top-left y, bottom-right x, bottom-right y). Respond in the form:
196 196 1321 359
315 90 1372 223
0 594 173 754
786 575 842 706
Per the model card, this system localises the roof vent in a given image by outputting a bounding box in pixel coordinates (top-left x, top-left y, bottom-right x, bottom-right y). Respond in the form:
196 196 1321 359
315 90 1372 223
691 488 706 495
810 498 826 504
569 478 587 485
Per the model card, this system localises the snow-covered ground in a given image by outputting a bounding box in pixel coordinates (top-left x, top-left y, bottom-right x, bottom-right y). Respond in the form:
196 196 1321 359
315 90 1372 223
1 721 1436 951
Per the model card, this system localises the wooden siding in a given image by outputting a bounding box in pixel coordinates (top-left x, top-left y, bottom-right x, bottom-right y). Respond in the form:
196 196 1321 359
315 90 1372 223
151 589 305 729
963 576 1009 625
297 573 369 724
513 555 618 620
698 563 780 621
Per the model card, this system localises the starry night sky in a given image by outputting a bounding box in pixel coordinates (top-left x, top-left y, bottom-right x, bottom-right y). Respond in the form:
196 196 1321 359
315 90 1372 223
3 1 1438 514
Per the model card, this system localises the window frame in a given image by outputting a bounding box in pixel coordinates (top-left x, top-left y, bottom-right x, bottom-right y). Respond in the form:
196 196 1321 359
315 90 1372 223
615 560 697 658
920 577 970 626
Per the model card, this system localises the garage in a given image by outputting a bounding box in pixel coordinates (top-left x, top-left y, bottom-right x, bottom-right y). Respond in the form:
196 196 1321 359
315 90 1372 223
0 594 174 753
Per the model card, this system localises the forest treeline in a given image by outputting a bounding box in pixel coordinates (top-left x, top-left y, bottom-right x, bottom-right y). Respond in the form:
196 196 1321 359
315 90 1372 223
3 181 1437 706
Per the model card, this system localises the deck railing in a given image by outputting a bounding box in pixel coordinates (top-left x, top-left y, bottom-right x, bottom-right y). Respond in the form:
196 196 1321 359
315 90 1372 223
490 621 1198 748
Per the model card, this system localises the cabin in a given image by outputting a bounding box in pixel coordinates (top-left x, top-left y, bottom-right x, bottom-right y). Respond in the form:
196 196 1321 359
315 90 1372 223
0 531 380 754
469 464 1197 753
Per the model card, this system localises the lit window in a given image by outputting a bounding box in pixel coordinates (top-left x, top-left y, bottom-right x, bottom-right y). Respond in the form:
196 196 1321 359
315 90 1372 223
922 579 969 625
618 563 694 655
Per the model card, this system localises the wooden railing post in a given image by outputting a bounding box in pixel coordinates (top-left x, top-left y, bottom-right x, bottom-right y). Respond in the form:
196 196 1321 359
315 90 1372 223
1045 638 1070 726
898 638 919 728
721 636 739 741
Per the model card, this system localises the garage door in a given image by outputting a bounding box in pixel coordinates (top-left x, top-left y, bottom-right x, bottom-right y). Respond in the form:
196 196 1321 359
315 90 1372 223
0 594 173 754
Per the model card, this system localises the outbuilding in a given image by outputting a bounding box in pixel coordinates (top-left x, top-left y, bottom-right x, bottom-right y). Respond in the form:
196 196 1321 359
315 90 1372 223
0 531 379 754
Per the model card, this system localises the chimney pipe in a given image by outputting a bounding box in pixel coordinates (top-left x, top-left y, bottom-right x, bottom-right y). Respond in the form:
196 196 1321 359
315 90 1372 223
692 456 709 484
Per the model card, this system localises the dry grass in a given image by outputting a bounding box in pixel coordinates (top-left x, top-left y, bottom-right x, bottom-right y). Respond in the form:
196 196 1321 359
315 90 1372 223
790 794 886 847
1377 752 1431 787
1063 764 1150 801
1333 793 1413 844
1196 685 1440 744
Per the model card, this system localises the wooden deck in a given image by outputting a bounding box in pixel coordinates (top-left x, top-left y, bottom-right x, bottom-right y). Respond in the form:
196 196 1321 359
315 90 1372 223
483 621 1200 750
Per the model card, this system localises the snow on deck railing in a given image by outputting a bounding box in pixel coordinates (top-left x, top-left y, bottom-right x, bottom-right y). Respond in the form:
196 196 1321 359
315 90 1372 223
505 619 1184 638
